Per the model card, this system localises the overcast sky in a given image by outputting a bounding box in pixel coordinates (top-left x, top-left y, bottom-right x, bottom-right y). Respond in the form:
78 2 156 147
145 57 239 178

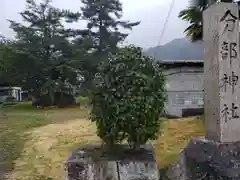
0 0 190 48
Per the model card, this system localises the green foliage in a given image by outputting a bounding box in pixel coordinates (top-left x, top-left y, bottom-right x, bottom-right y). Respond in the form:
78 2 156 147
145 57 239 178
81 0 140 53
90 45 166 147
178 7 203 42
76 96 90 106
0 44 40 89
0 0 140 100
7 0 81 100
178 0 234 41
78 0 140 90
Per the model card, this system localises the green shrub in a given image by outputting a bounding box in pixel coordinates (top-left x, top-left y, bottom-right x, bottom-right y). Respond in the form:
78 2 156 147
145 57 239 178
76 96 90 106
90 45 166 148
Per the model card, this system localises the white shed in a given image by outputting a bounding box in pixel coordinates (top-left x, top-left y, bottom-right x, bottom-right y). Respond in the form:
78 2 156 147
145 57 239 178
158 60 204 117
0 86 22 102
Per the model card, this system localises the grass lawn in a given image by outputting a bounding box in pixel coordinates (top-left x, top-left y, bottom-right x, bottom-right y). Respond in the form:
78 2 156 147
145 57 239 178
0 102 204 180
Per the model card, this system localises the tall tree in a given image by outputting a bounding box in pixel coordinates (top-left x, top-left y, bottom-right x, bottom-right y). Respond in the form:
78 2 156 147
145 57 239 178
0 36 21 86
79 0 140 90
0 36 11 45
179 0 235 41
0 44 38 89
9 0 81 103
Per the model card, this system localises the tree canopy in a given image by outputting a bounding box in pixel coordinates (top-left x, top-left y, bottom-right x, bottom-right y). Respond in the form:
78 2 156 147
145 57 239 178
0 0 139 105
78 0 140 90
179 0 235 41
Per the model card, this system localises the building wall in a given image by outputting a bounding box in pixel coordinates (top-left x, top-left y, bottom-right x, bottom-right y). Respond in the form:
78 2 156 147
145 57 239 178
0 87 22 102
164 66 204 116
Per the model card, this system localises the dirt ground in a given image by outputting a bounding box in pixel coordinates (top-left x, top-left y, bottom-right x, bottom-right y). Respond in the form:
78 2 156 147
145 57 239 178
0 107 204 180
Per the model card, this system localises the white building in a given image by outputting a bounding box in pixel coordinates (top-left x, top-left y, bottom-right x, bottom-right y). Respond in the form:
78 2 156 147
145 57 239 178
0 86 22 102
159 60 204 117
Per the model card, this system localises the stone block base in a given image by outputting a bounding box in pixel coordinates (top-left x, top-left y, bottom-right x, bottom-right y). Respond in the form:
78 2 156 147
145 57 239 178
64 144 160 180
167 136 240 180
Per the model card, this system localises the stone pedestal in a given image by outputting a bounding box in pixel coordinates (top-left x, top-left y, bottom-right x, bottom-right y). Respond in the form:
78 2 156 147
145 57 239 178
167 2 240 180
64 144 160 180
167 137 240 180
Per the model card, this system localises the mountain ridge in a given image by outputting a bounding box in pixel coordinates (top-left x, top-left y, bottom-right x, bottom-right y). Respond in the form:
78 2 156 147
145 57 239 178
144 38 204 60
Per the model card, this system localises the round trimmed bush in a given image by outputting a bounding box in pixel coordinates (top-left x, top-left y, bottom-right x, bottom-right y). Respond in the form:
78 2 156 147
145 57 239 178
90 45 166 148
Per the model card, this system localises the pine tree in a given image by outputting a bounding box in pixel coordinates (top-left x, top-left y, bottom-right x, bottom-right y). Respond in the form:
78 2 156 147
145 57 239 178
9 0 81 103
79 0 140 90
81 0 139 52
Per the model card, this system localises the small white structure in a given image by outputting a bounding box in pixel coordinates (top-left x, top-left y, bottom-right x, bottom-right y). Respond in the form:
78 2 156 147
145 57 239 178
158 60 204 117
0 86 22 102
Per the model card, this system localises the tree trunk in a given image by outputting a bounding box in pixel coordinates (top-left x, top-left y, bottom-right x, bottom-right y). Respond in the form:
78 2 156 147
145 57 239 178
132 143 141 150
48 87 54 106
